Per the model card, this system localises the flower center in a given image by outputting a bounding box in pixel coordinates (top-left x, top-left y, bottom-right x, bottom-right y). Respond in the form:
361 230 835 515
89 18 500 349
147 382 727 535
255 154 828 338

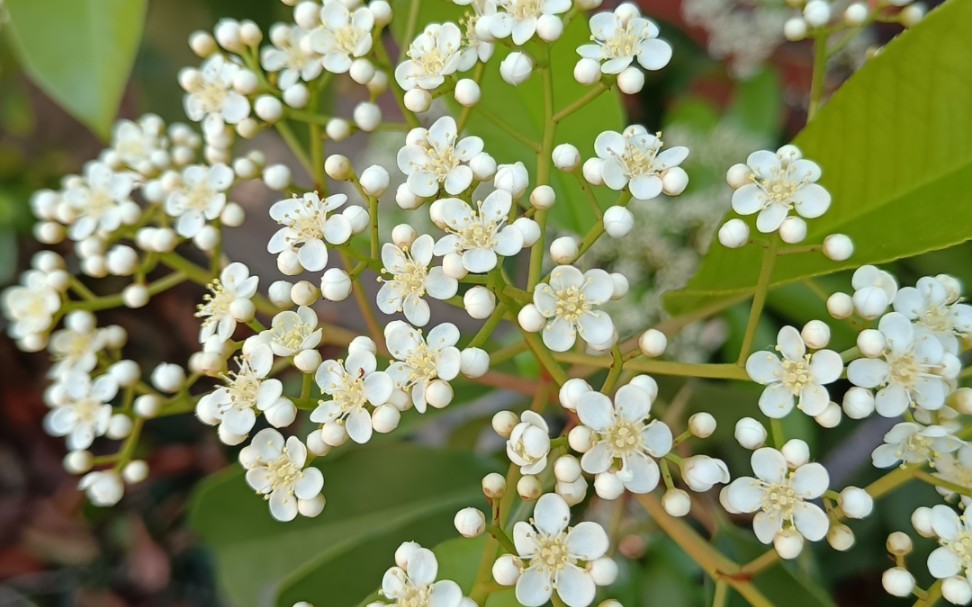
73 398 106 425
86 189 116 217
887 351 921 389
554 286 589 323
761 481 799 520
921 304 954 333
397 584 432 607
603 419 645 457
332 372 367 413
263 453 300 494
420 141 460 180
222 363 261 411
185 182 217 212
397 258 430 298
271 319 314 351
943 532 972 570
503 0 543 20
779 356 812 394
196 83 229 114
405 343 439 384
619 136 662 177
899 432 933 461
601 22 643 58
197 278 233 320
760 176 801 205
332 25 366 54
409 45 450 77
279 199 326 244
533 533 571 574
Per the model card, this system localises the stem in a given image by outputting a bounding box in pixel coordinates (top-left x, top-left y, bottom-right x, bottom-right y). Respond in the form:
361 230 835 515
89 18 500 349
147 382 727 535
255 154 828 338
527 49 556 290
402 0 422 50
552 83 608 123
467 304 507 349
713 580 729 607
473 105 541 152
553 353 749 381
865 464 919 500
808 32 830 121
468 536 499 605
341 252 383 344
521 330 569 386
737 237 778 365
769 418 785 449
485 523 518 555
601 346 624 394
740 549 779 576
275 121 315 179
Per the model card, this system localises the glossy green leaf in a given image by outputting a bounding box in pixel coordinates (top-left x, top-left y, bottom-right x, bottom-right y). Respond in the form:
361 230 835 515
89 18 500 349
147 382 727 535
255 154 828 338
189 443 498 607
664 0 972 315
391 1 625 233
4 0 147 139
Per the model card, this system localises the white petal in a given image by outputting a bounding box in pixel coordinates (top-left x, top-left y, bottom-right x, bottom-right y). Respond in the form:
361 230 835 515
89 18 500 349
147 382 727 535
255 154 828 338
790 463 828 499
758 383 795 418
533 493 569 535
746 351 783 384
792 502 829 541
555 564 596 607
751 448 787 484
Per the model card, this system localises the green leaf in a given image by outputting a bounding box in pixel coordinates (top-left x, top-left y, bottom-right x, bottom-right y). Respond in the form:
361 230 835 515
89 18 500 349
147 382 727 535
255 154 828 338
390 1 625 233
4 0 147 139
664 0 972 315
189 443 498 607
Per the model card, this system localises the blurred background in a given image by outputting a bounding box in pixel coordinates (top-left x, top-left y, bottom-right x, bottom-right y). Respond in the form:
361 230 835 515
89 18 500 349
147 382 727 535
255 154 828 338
0 0 960 605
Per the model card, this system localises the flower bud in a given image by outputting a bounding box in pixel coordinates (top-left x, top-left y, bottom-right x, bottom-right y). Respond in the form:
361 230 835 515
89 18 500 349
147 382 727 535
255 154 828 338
492 554 522 586
774 529 805 559
558 378 592 411
588 557 618 586
688 413 716 438
734 417 767 449
815 402 842 428
370 0 392 26
594 472 624 500
320 268 352 301
610 272 628 300
122 460 149 484
842 387 875 419
107 414 133 439
638 328 667 357
425 379 454 409
454 79 481 106
568 425 594 452
682 455 729 492
726 163 752 189
530 185 556 210
517 475 543 500
460 347 489 378
557 476 588 506
325 118 351 141
152 363 186 393
801 320 831 349
853 287 890 319
574 58 601 84
349 58 375 85
518 303 546 333
549 237 578 264
442 253 468 280
482 472 507 499
882 568 915 598
391 224 418 248
283 83 309 108
324 154 352 181
507 411 550 474
254 96 283 122
263 164 291 190
662 488 691 517
353 102 382 132
844 3 868 25
823 233 854 261
912 506 935 537
189 31 217 57
106 245 138 276
494 162 528 197
134 394 162 418
603 205 634 238
536 13 563 41
122 284 149 308
500 52 533 86
454 507 486 538
492 410 518 438
900 4 925 28
469 152 497 181
554 455 582 483
359 165 390 197
513 217 540 247
404 88 432 113
294 350 322 373
214 19 243 51
718 218 750 248
617 66 645 94
886 531 913 555
582 157 604 185
321 421 349 446
781 439 810 468
783 17 808 41
779 216 807 244
395 541 421 569
839 486 873 519
79 470 124 506
372 404 401 434
661 166 689 196
803 0 831 27
552 143 580 172
857 328 886 357
64 450 93 474
826 292 854 319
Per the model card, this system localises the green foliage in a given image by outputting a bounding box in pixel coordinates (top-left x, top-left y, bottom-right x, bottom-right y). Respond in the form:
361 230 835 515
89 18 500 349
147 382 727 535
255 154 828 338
189 443 499 607
390 1 625 233
664 0 972 315
4 0 147 139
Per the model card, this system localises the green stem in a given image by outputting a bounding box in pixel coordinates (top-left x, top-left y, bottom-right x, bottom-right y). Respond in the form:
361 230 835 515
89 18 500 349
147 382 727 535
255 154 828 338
554 353 750 380
468 304 507 349
474 105 541 152
865 464 920 500
808 32 830 121
601 346 624 394
737 237 778 364
552 82 607 123
521 330 569 386
402 0 422 50
527 49 556 291
713 580 729 607
275 121 315 179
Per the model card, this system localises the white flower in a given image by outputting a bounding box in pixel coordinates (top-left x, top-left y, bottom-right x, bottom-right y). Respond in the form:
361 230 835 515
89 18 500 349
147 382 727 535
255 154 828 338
378 235 458 327
871 422 962 468
45 373 117 450
262 25 323 89
926 505 972 585
311 349 394 444
79 470 124 506
487 0 571 45
576 384 673 494
852 265 898 319
307 1 375 73
251 306 322 357
240 428 324 521
196 262 259 348
847 312 951 416
932 445 972 499
385 321 461 413
457 0 497 70
379 543 469 607
432 191 524 273
397 117 484 197
107 115 169 175
531 266 615 352
2 272 61 339
894 276 972 354
745 326 842 418
196 351 287 441
681 455 731 492
164 163 234 238
182 55 251 137
578 5 672 74
395 22 463 91
511 493 609 607
268 192 352 273
48 324 106 379
63 162 136 240
594 126 688 200
507 411 551 474
731 147 831 233
722 447 830 545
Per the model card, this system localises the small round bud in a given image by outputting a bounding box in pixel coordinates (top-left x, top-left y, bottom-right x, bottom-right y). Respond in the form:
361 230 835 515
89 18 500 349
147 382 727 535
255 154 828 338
726 163 753 189
801 320 831 349
370 0 392 26
826 292 854 319
254 95 283 122
122 284 149 308
558 378 592 411
482 472 507 499
464 287 496 319
325 118 351 141
774 529 805 559
582 157 604 185
214 19 242 51
882 568 915 598
822 233 854 261
662 489 691 517
372 404 401 434
343 205 369 234
638 328 667 358
298 494 326 518
353 102 382 132
454 507 486 538
552 143 581 172
109 360 140 387
844 3 868 25
359 165 390 197
803 0 831 27
886 531 913 555
781 439 810 468
568 425 594 452
349 58 376 85
320 421 349 447
106 413 133 440
283 83 309 108
900 3 925 27
951 387 972 415
857 328 886 357
294 350 322 374
512 217 540 247
718 218 750 248
530 185 556 210
229 298 255 322
239 20 262 46
617 66 645 94
366 70 389 95
536 13 563 41
492 410 518 438
557 477 588 506
826 524 855 551
594 472 624 500
134 394 162 418
492 554 522 586
839 486 873 519
574 58 601 84
603 205 634 238
661 167 689 196
404 88 432 113
554 455 582 483
814 401 842 428
221 202 246 227
193 225 220 251
549 236 578 264
441 253 467 280
263 164 291 190
517 475 543 500
460 347 489 378
779 216 807 244
64 450 93 474
395 542 420 569
269 280 294 307
469 152 497 181
610 273 628 300
391 224 418 248
425 379 454 409
912 506 935 537
518 303 546 333
783 17 808 41
189 31 217 57
321 268 352 301
735 417 767 449
842 387 875 419
688 412 717 438
106 245 138 276
500 52 533 86
348 336 377 356
587 557 618 586
454 79 481 106
324 154 352 181
122 460 149 484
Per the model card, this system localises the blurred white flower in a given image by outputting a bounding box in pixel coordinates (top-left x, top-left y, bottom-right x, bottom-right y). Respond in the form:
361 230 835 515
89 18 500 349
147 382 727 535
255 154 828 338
730 147 830 233
165 163 234 238
240 429 324 521
578 4 672 74
196 262 259 348
432 191 524 273
308 1 375 73
871 422 962 468
395 23 463 91
894 275 972 354
45 373 117 450
595 126 688 200
398 117 484 197
182 55 251 136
